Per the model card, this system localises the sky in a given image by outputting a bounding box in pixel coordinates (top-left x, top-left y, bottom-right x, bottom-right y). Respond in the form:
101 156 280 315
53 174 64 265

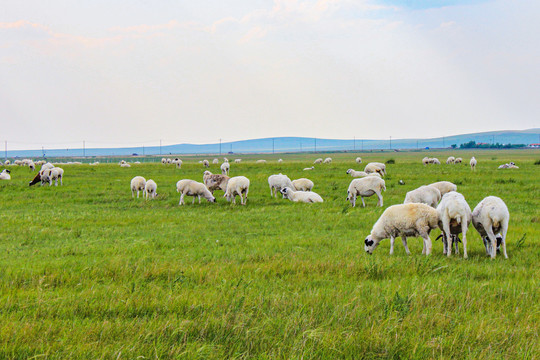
1 0 539 150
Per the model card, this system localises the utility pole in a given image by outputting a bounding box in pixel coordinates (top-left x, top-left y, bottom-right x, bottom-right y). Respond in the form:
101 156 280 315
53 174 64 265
159 140 162 155
143 145 145 156
417 139 419 149
314 138 317 152
272 138 275 154
361 140 363 152
300 142 302 152
219 138 222 155
83 140 85 158
353 136 356 151
4 141 7 161
389 136 392 150
443 136 445 148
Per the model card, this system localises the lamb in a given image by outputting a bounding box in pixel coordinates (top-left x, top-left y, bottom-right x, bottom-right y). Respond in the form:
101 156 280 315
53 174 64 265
144 179 157 200
4 160 10 166
404 185 441 208
454 157 463 164
120 162 131 168
346 176 386 207
0 169 11 180
280 187 323 203
364 203 439 256
428 181 457 196
313 158 323 164
431 158 441 165
472 196 509 259
303 166 314 171
41 162 54 171
498 162 519 169
323 157 332 164
130 176 146 198
203 171 230 194
370 162 387 175
220 162 230 175
356 157 362 164
167 158 172 164
176 179 216 205
39 167 64 186
446 156 455 164
436 191 472 258
364 163 385 176
28 161 36 171
347 169 368 177
470 157 477 171
213 159 219 164
223 158 229 163
202 160 210 168
255 160 267 164
161 158 167 164
234 159 242 163
422 157 430 166
268 173 294 198
292 178 314 192
173 159 182 168
224 176 250 205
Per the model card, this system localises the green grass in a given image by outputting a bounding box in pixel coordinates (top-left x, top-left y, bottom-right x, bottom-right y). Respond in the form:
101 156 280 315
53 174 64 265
0 150 539 359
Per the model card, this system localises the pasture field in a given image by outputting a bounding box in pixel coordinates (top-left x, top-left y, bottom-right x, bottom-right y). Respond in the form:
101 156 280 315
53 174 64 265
0 150 539 359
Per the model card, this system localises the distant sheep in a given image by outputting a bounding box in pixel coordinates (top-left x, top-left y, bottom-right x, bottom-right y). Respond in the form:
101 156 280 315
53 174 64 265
429 181 457 196
323 157 332 164
144 179 157 200
0 169 11 180
203 171 230 194
313 158 323 164
120 163 131 168
268 173 294 198
472 196 509 259
364 163 385 176
224 176 250 205
130 176 146 198
437 191 472 258
256 160 267 164
280 187 323 203
356 157 362 164
277 159 283 163
404 185 441 208
454 157 463 164
470 157 477 171
234 159 242 163
4 160 10 166
176 179 216 205
220 162 230 175
202 160 210 168
364 203 439 255
498 162 519 169
292 178 314 192
213 159 219 164
446 156 455 164
346 176 386 207
38 167 64 186
303 166 314 171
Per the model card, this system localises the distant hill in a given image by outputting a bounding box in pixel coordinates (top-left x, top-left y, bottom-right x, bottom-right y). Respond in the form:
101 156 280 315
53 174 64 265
5 129 540 158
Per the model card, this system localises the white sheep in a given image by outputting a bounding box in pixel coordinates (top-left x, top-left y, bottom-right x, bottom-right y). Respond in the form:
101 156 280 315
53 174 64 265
224 176 250 205
346 169 368 178
277 159 283 163
202 160 210 168
303 166 314 171
313 158 323 164
234 159 242 163
364 203 440 256
454 157 463 164
470 157 477 171
41 162 54 171
446 156 455 164
173 158 182 169
472 196 509 259
364 163 385 176
161 158 167 164
120 163 131 168
429 181 457 196
436 191 472 258
167 158 172 164
404 185 441 208
255 160 267 164
356 157 362 164
130 176 146 198
176 179 216 205
268 173 294 198
213 159 219 164
498 162 519 169
28 161 36 171
323 157 332 164
4 160 10 166
422 157 430 166
203 171 230 194
280 187 323 203
41 167 64 186
0 169 11 180
346 176 386 207
292 178 314 192
432 158 441 165
220 162 230 175
144 179 157 200
223 158 229 163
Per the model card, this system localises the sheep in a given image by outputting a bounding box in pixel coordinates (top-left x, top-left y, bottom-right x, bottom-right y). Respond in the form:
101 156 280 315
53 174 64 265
432 158 441 165
472 196 509 259
292 178 314 192
303 166 314 171
370 162 387 174
255 159 267 164
268 173 294 198
234 159 242 163
364 163 385 176
470 157 477 171
28 161 36 171
346 169 374 178
173 159 182 168
277 159 283 163
323 157 332 164
213 159 219 164
224 176 250 205
223 158 229 163
454 157 463 164
201 160 210 168
203 171 230 194
422 157 430 166
498 162 519 169
356 157 362 164
429 181 457 196
220 162 230 175
364 203 440 256
167 158 172 164
404 185 441 208
14 160 22 166
40 167 64 186
436 191 472 258
346 176 386 207
176 179 216 205
4 160 10 166
313 158 323 164
130 176 146 198
120 162 131 168
41 162 54 171
0 169 11 180
161 158 167 164
280 187 323 203
446 156 455 164
144 179 157 200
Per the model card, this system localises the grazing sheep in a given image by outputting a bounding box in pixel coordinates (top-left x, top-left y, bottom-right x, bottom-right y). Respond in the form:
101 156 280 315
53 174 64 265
498 162 519 169
436 191 472 258
41 162 54 171
422 157 430 166
346 176 386 207
292 178 314 192
323 157 332 164
277 159 283 163
429 181 457 196
203 171 230 194
432 158 441 165
4 160 10 166
268 174 294 198
173 159 182 169
364 163 385 177
167 158 172 164
120 163 131 168
176 179 216 205
364 203 439 256
470 157 477 171
280 187 323 203
224 176 250 205
303 166 314 171
347 169 368 178
213 159 219 164
472 196 509 259
454 157 463 164
223 158 229 163
161 158 167 164
256 159 267 164
144 179 157 200
234 159 242 163
28 161 36 171
0 169 11 180
220 162 230 175
356 157 362 164
404 185 441 208
130 176 146 198
446 156 455 164
39 167 64 186
202 160 210 168
313 158 323 164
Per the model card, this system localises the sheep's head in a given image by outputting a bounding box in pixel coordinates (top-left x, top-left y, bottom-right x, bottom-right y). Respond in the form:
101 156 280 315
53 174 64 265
29 172 41 186
280 187 292 199
364 235 379 254
346 169 353 174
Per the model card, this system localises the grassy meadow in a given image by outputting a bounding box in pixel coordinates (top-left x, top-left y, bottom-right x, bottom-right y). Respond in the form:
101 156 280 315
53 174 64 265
0 149 539 359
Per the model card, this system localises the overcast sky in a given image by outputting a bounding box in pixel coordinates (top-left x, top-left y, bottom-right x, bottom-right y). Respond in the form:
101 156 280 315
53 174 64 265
1 0 539 149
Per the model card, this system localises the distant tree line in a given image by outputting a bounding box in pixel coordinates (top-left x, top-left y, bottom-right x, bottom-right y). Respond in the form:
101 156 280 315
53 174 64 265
458 141 526 149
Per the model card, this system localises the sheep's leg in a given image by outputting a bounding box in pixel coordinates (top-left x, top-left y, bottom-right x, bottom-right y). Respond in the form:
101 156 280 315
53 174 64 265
244 189 249 204
461 222 468 259
389 236 395 255
239 193 244 205
485 227 499 259
443 221 452 257
269 186 273 197
361 197 365 207
501 220 509 259
60 176 63 186
351 195 356 207
442 233 448 255
401 236 411 255
179 193 185 205
132 190 135 198
377 191 383 207
482 235 491 255
423 236 432 255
